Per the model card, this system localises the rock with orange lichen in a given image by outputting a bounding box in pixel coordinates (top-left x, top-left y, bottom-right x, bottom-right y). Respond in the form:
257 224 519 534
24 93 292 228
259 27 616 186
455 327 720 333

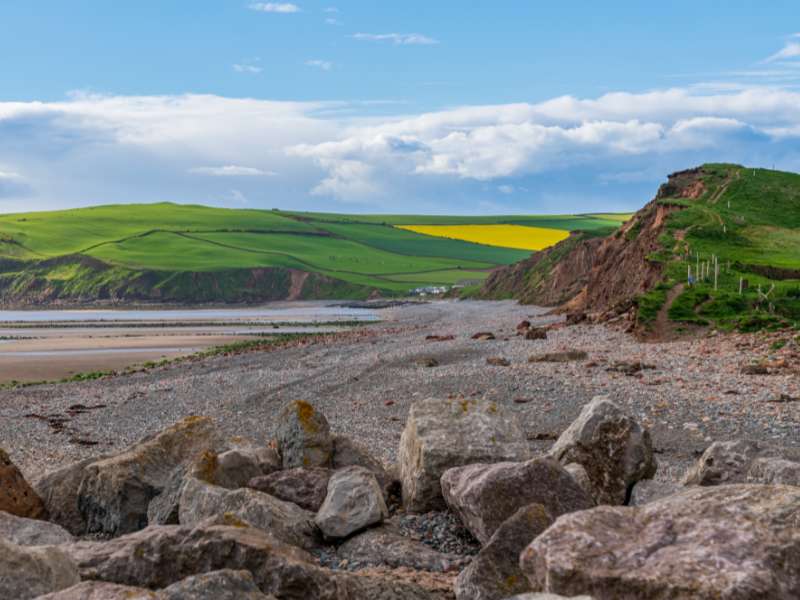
77 416 220 536
276 401 333 469
0 448 48 520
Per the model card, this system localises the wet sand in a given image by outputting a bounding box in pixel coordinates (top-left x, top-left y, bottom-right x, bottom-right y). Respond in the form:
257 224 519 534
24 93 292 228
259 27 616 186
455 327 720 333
0 331 250 382
0 302 376 383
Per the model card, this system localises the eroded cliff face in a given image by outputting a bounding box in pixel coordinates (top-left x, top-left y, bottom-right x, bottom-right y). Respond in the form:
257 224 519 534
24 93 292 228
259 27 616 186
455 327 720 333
481 168 705 317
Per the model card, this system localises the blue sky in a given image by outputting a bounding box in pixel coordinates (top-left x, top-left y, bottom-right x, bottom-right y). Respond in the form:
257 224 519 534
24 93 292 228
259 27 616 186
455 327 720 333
1 1 799 214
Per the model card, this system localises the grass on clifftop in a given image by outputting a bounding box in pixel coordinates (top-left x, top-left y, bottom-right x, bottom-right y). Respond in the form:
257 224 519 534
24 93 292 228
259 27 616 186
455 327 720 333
638 164 800 331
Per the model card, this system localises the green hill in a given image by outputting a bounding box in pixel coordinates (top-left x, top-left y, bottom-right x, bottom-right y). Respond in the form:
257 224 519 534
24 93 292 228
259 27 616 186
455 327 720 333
481 164 800 332
0 203 621 305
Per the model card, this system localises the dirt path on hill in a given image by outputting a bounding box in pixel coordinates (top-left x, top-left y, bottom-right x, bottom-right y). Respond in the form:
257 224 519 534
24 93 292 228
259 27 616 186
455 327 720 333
649 284 685 342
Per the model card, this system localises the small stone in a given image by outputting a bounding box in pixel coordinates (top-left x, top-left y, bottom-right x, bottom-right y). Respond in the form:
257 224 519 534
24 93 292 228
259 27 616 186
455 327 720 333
524 328 547 340
486 357 511 367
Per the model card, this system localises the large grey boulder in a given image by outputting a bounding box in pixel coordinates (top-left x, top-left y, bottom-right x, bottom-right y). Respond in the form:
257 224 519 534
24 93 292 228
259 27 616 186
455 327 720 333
0 510 73 546
520 484 800 599
0 448 47 520
549 396 656 505
66 522 335 600
78 416 219 535
332 435 394 494
683 439 800 486
315 466 388 539
399 398 531 513
337 523 466 572
248 467 332 512
275 401 333 469
178 476 319 550
36 581 156 599
441 457 594 544
455 503 553 600
159 569 276 599
34 457 102 535
65 521 445 600
0 539 80 600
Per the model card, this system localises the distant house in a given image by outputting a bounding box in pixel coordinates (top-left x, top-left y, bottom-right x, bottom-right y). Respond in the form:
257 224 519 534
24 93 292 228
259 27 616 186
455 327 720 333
410 285 450 296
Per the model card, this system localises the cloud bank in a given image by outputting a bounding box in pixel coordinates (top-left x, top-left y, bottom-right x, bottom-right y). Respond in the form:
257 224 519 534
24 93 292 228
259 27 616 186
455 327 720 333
1 85 799 213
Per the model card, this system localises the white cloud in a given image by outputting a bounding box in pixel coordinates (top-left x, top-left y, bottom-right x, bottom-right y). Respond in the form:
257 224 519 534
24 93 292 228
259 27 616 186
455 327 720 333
325 18 341 25
324 6 338 12
305 59 333 71
249 3 300 13
188 165 275 176
765 41 800 63
497 185 514 194
2 86 800 211
352 33 438 46
233 64 262 74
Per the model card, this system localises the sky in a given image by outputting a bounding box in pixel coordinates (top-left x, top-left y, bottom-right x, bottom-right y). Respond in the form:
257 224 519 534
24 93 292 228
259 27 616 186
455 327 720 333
1 1 800 215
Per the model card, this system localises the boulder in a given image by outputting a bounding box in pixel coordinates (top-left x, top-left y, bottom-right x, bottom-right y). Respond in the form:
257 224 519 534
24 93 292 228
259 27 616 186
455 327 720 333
0 510 74 546
0 539 80 600
455 504 553 600
248 467 332 512
682 439 800 486
77 416 219 535
159 569 276 599
337 524 466 572
520 484 800 599
66 522 336 599
549 396 656 505
148 445 282 526
36 581 156 599
441 457 593 544
213 448 276 489
399 397 531 513
334 570 453 600
332 435 395 496
0 448 47 520
34 456 104 535
315 466 388 539
146 465 187 526
178 476 319 550
275 400 333 469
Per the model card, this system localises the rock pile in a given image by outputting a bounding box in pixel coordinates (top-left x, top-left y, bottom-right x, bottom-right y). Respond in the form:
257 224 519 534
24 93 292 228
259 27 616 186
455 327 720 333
1 393 798 599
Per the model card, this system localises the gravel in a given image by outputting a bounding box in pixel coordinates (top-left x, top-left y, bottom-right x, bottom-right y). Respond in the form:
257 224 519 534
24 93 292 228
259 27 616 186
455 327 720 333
1 300 798 497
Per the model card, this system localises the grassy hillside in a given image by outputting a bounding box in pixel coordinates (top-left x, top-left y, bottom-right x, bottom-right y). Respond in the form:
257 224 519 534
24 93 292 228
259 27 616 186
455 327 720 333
480 164 800 333
0 203 621 305
638 164 800 330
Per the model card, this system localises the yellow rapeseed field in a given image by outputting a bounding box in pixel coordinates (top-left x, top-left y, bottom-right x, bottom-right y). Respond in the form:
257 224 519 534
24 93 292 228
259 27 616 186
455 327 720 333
397 224 570 251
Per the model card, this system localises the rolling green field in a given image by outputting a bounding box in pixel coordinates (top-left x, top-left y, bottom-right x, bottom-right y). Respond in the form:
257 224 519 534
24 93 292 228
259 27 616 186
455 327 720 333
0 203 626 303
